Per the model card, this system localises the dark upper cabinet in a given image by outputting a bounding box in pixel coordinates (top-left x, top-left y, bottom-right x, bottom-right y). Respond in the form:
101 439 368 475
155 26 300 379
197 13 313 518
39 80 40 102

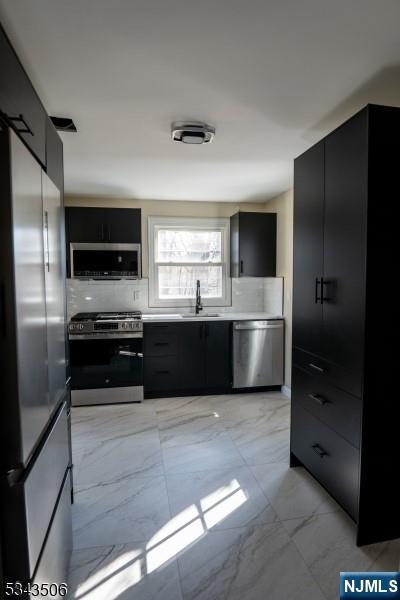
66 207 107 243
230 212 276 277
292 141 324 357
0 25 47 166
204 321 231 389
45 118 64 192
66 207 141 244
105 208 142 243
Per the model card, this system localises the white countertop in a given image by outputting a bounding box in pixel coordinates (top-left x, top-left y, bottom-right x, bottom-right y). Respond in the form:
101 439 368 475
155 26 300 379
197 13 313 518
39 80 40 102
141 312 283 323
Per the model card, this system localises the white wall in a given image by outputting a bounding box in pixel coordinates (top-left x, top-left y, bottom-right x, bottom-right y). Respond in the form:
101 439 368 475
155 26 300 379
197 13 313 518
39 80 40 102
264 189 293 389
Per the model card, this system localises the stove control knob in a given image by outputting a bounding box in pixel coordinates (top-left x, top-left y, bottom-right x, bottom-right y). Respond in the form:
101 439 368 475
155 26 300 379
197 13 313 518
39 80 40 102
79 324 84 330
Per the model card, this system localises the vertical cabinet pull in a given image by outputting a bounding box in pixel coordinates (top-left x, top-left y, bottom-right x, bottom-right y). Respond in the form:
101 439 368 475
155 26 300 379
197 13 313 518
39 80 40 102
240 260 244 274
44 211 50 272
315 278 321 304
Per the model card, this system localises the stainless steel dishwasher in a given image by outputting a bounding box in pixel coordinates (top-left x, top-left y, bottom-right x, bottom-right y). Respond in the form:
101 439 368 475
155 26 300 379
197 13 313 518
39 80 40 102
233 320 284 388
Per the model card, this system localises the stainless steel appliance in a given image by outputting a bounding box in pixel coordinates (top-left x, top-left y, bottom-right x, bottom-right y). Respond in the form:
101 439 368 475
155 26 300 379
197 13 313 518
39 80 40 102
233 320 284 388
70 242 141 279
69 311 144 405
0 128 71 587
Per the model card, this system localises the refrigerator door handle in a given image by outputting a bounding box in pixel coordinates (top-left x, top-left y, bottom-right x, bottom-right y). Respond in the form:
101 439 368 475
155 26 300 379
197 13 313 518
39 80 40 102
44 210 50 272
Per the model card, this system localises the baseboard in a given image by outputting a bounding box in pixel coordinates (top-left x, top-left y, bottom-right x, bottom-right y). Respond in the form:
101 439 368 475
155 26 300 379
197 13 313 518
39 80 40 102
282 385 291 398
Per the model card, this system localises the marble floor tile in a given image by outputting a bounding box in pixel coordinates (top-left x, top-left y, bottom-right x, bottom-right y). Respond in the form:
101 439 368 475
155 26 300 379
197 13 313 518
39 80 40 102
230 421 290 465
75 436 163 485
251 461 339 520
219 399 290 428
72 405 159 455
282 511 400 600
72 476 170 548
178 522 326 600
68 543 182 600
159 410 225 447
162 435 246 474
154 395 212 418
166 465 277 531
209 391 289 417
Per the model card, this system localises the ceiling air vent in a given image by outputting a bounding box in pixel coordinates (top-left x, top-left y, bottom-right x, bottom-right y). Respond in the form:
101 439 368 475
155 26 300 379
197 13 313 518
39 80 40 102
50 116 77 132
171 122 215 144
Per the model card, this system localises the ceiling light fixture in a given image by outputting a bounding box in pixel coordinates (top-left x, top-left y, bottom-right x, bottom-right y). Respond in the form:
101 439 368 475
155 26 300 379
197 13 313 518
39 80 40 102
171 122 215 144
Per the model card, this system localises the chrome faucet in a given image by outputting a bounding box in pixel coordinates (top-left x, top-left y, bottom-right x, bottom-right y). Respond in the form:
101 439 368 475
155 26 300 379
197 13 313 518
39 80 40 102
195 280 203 314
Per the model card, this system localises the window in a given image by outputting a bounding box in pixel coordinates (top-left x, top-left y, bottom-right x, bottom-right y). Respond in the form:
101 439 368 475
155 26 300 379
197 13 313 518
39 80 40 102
148 217 230 307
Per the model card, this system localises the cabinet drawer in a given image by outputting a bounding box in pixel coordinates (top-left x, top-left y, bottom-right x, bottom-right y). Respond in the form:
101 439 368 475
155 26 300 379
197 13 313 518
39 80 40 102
292 346 362 398
33 472 72 597
24 402 69 576
144 332 179 357
291 401 359 520
144 356 180 391
292 366 361 447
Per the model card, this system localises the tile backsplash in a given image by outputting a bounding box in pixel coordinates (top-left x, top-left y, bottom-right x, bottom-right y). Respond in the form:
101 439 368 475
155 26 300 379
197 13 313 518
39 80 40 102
66 277 283 319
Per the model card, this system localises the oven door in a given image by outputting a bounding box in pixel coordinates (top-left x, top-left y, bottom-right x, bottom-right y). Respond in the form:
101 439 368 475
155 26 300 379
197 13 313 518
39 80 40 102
69 335 143 392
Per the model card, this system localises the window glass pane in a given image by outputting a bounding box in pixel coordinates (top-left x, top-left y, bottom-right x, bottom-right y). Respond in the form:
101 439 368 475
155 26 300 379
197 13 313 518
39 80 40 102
156 229 222 263
158 266 223 299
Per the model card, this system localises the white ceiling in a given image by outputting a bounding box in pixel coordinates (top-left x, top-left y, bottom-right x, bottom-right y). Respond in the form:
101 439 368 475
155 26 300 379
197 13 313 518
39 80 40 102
1 0 400 202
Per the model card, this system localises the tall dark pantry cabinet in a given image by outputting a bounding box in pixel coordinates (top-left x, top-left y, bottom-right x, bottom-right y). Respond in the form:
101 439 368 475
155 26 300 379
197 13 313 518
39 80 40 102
291 104 399 546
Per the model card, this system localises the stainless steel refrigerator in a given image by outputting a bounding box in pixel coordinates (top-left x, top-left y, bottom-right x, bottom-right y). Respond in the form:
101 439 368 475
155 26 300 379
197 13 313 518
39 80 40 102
0 127 72 595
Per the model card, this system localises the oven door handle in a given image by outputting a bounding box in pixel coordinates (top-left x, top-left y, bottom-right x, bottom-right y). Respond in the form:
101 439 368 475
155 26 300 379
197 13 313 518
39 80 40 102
117 350 143 358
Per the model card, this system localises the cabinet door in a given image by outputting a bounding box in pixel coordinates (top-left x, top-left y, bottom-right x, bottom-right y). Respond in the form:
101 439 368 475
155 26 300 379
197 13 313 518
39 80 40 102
106 208 141 243
179 323 206 389
323 112 368 397
10 132 50 465
292 141 324 356
43 174 67 415
205 322 231 389
0 26 47 165
45 118 63 192
238 213 277 277
66 207 106 242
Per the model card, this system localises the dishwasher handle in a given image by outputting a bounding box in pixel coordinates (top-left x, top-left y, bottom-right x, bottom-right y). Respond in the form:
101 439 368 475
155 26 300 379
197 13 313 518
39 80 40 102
233 320 284 331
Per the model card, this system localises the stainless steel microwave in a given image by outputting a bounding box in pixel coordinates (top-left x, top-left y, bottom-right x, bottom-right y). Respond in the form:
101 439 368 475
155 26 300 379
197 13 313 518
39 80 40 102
70 243 141 279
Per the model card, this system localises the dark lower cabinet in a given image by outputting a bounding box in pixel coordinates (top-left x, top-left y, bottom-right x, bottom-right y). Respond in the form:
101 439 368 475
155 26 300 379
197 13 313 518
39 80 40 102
204 322 231 389
180 323 206 390
144 321 231 395
292 104 400 545
291 402 359 521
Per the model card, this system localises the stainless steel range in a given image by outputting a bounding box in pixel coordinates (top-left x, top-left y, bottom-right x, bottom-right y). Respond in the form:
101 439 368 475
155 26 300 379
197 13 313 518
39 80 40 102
68 311 144 406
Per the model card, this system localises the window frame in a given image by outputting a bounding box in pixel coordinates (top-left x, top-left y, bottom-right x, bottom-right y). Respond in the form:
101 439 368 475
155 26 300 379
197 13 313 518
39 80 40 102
148 216 231 308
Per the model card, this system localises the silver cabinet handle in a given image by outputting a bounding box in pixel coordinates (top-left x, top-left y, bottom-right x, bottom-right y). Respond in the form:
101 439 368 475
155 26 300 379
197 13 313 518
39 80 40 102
118 350 143 358
308 393 329 406
308 362 325 373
